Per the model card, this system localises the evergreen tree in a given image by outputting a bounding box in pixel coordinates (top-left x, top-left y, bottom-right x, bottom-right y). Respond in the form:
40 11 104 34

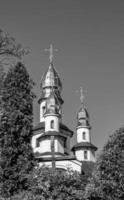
0 62 35 198
0 28 29 118
84 127 124 200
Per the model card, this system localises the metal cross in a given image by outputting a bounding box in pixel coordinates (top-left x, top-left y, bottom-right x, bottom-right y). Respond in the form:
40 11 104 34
80 87 84 104
76 87 85 104
44 44 58 63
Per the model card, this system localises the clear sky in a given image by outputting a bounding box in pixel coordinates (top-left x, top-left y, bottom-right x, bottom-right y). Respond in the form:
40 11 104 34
0 0 124 153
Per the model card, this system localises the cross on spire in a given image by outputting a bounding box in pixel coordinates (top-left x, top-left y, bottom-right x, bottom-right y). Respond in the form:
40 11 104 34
80 87 84 104
45 44 58 63
76 87 86 104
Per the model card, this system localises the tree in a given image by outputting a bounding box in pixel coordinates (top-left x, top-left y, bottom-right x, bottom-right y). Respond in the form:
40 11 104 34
29 166 89 200
0 62 35 198
0 28 29 118
0 29 29 60
84 127 124 200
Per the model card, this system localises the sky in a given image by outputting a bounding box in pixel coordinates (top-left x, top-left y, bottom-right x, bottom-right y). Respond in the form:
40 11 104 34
0 0 124 153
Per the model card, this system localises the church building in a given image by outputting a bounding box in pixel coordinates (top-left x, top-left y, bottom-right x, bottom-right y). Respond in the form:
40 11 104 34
31 45 97 173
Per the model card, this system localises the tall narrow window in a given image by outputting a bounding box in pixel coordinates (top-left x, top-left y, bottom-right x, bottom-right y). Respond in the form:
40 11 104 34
82 132 86 140
51 120 54 129
42 106 45 114
36 139 40 147
84 150 88 160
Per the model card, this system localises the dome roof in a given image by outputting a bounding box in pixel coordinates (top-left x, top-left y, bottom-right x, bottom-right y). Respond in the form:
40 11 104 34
40 63 62 91
44 89 60 115
78 106 89 119
77 104 90 127
38 89 64 104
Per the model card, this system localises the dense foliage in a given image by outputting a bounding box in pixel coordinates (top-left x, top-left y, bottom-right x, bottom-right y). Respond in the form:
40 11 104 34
0 28 29 118
29 166 89 200
0 62 35 198
0 29 29 59
85 127 124 200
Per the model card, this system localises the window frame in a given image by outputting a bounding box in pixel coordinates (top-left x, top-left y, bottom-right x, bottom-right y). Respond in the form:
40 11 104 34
82 131 86 140
84 150 88 160
51 120 54 129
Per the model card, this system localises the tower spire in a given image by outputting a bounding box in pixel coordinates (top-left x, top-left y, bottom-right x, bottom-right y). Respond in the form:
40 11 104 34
45 44 58 63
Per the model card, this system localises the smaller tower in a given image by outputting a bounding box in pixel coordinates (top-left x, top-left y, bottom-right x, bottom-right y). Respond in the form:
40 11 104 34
72 88 97 162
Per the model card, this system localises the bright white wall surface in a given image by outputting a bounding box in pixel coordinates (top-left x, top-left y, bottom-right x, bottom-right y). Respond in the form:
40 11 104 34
77 127 90 143
31 133 42 152
89 150 96 162
75 149 89 161
75 149 95 162
32 134 51 153
40 101 46 122
40 138 51 153
39 160 82 173
54 138 64 154
45 115 59 132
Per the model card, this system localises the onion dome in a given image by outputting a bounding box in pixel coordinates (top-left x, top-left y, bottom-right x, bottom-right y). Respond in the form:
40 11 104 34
77 87 90 127
44 89 60 116
40 63 62 91
77 104 90 127
38 88 64 105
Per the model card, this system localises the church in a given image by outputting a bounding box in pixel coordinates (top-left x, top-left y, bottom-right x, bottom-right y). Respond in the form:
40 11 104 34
31 45 97 173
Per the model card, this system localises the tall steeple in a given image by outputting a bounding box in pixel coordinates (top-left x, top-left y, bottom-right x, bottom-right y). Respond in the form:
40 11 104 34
77 87 90 128
72 87 97 162
38 44 63 122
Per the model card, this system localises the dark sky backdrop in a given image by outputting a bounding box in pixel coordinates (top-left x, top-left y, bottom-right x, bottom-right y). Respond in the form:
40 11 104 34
0 0 124 153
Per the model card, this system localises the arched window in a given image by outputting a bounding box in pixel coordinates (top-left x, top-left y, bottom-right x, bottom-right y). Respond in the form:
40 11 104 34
36 139 40 147
84 150 88 160
42 106 45 114
82 132 86 140
51 120 54 129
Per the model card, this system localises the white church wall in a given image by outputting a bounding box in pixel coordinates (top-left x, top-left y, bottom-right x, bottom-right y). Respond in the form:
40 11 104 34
75 150 83 161
75 149 91 161
39 160 82 173
31 133 42 152
40 101 46 122
54 138 64 154
77 127 90 143
45 115 59 132
39 138 51 153
89 150 96 162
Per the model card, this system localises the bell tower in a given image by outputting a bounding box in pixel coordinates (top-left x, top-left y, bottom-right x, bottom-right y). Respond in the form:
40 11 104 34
72 87 97 162
38 44 63 122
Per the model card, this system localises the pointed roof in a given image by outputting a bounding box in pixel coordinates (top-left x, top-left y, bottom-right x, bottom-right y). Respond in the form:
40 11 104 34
78 105 89 119
77 105 90 127
77 88 90 127
40 63 62 91
44 88 60 115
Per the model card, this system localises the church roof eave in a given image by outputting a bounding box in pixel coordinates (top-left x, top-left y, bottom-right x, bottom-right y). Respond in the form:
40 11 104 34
33 122 73 137
71 142 97 151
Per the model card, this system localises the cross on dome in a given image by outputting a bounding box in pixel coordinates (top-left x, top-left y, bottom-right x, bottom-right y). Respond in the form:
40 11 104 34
45 44 58 63
76 87 86 104
80 87 84 104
